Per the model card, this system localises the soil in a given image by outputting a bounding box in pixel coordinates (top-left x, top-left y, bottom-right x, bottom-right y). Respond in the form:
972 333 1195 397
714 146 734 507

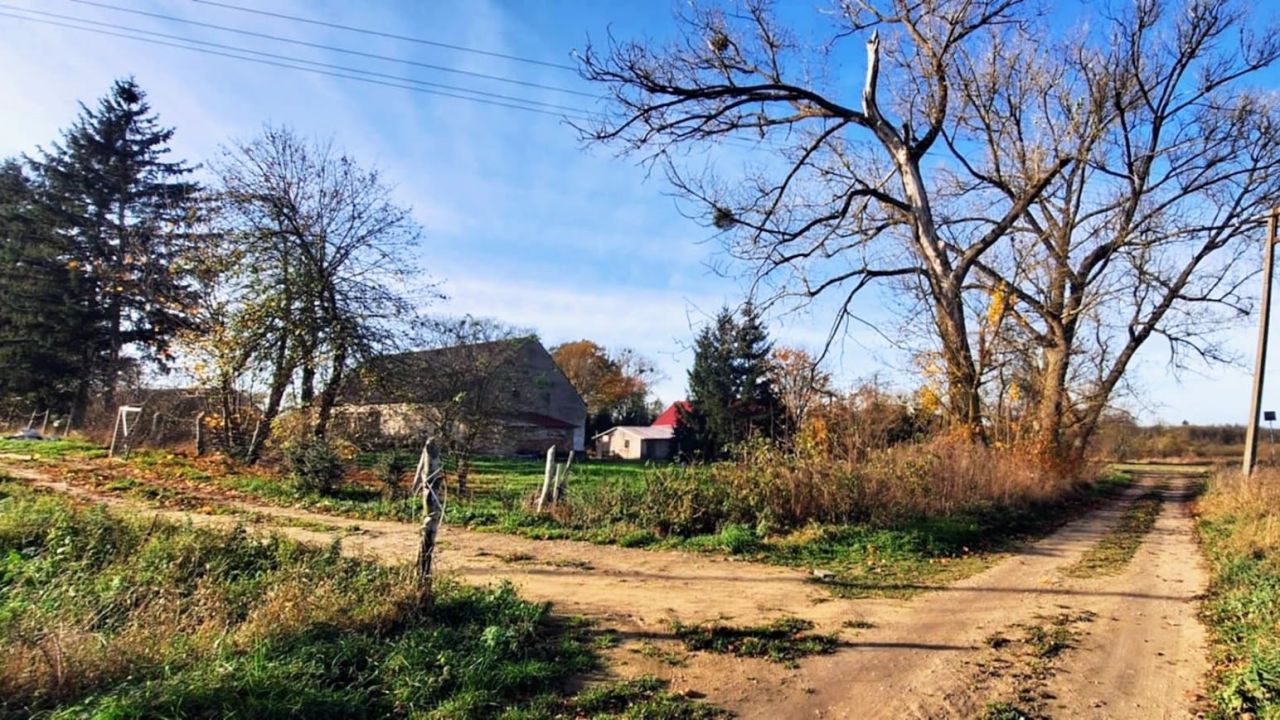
0 461 1209 719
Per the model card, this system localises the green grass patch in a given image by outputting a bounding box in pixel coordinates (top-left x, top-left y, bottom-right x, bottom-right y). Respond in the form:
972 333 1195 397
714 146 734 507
1197 472 1280 719
0 437 105 460
673 617 839 667
0 480 719 719
1062 490 1163 578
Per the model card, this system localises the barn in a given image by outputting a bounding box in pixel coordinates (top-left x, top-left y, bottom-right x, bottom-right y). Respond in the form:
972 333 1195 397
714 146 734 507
337 337 587 455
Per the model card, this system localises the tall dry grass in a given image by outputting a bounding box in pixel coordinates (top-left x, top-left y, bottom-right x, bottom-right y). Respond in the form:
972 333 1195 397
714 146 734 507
562 436 1089 538
1197 468 1280 717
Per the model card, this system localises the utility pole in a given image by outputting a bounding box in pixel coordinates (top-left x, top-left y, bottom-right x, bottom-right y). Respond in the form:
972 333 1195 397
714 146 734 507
1243 208 1279 476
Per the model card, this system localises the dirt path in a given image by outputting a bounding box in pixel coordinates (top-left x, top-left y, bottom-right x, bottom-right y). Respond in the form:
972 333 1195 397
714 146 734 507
1 462 1209 718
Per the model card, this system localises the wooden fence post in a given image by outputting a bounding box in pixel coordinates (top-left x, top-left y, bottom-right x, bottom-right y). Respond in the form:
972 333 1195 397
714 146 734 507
536 445 555 512
553 450 573 503
414 437 445 608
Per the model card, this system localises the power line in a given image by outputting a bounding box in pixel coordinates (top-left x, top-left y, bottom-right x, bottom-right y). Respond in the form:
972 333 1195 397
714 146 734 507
188 0 579 72
0 10 592 121
65 0 596 97
0 4 590 114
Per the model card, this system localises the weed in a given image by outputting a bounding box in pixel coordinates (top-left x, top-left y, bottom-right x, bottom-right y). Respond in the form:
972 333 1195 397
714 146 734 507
673 617 839 667
570 676 725 719
633 641 689 667
985 633 1011 649
618 529 659 548
1062 490 1163 578
842 619 875 630
982 700 1030 719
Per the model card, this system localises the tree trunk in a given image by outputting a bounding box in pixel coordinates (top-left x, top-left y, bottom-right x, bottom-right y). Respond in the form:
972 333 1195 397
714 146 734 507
1036 343 1071 454
245 336 292 464
312 344 347 440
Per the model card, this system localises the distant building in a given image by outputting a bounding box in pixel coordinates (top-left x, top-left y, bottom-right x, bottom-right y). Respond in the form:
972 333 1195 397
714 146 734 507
593 424 674 460
338 337 587 455
593 401 688 460
651 401 691 427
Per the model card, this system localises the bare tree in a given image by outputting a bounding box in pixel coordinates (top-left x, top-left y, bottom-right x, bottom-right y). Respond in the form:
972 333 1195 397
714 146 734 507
209 126 428 462
580 0 1280 458
961 0 1280 456
578 0 1073 437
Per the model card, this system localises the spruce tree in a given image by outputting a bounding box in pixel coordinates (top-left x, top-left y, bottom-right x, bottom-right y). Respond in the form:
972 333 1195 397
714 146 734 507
0 160 88 417
734 302 783 439
30 78 203 417
677 304 785 459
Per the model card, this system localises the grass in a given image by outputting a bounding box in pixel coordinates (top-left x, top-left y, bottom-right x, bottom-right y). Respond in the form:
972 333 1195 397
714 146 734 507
974 610 1096 719
1061 489 1164 578
1 439 1135 600
672 617 840 667
0 478 720 719
0 437 104 460
1196 468 1280 719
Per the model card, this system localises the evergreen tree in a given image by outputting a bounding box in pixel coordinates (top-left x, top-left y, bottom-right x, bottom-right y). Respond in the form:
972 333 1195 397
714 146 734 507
677 304 785 459
0 160 88 417
29 78 203 418
734 302 783 439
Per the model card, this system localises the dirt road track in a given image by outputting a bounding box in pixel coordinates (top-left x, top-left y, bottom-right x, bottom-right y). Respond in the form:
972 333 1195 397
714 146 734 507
1 463 1208 719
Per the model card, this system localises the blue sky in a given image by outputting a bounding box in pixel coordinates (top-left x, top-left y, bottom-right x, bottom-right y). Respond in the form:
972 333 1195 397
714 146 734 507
0 0 1274 425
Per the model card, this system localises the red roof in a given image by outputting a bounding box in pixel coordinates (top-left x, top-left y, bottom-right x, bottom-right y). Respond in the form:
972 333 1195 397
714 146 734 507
651 401 691 427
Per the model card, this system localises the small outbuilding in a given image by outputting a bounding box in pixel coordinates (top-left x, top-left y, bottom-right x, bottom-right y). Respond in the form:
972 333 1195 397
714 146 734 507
593 424 675 460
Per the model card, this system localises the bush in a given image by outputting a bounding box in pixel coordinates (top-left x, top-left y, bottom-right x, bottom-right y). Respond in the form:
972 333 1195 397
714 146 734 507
373 452 413 499
283 438 347 495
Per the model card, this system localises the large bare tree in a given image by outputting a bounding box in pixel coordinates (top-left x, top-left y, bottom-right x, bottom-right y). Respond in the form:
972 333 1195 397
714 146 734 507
579 0 1280 457
208 126 427 461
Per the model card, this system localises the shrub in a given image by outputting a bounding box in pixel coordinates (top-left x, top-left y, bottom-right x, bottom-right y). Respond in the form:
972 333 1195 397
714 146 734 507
373 452 413 499
283 438 347 495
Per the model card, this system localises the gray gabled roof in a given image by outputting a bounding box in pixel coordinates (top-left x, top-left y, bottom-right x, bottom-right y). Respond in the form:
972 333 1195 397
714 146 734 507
593 425 675 441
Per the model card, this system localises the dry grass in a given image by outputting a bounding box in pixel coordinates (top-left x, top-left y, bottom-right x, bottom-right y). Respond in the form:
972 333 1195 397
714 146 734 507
703 436 1089 530
1197 468 1280 718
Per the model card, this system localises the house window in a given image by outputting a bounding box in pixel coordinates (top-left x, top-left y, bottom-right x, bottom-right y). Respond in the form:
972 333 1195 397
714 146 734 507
624 439 630 449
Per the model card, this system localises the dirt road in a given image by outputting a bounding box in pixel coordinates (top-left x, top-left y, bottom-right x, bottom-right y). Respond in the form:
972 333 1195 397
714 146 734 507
1 462 1208 718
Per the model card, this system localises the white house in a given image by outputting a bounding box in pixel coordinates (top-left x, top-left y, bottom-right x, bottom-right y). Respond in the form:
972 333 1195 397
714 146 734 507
593 424 674 460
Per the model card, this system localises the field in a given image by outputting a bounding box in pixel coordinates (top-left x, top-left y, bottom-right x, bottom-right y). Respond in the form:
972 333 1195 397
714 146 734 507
0 478 720 719
0 439 1132 599
0 439 1229 718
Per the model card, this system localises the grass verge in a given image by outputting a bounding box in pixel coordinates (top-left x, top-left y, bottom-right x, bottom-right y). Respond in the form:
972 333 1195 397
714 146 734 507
1061 489 1163 578
1196 469 1280 718
0 479 719 719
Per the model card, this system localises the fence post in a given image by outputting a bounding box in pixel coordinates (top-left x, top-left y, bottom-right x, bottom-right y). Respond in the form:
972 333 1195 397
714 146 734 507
536 445 555 512
553 449 573 503
415 438 445 608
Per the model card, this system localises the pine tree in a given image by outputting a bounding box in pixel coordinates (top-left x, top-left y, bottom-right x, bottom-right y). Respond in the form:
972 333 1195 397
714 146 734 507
677 305 785 459
734 302 783 439
678 308 739 459
29 78 203 418
0 160 88 417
